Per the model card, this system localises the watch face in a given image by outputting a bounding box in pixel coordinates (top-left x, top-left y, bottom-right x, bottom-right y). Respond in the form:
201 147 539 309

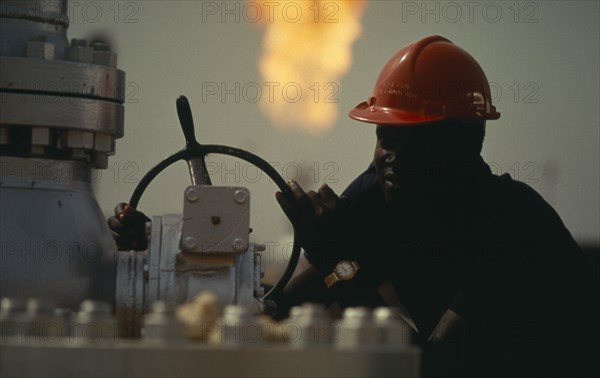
335 261 357 280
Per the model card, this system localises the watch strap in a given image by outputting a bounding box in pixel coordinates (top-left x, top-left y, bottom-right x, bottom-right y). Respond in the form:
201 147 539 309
324 272 339 288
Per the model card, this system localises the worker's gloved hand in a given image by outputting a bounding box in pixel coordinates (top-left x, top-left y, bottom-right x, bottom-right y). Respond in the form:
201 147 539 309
276 180 349 268
423 308 468 377
107 203 151 251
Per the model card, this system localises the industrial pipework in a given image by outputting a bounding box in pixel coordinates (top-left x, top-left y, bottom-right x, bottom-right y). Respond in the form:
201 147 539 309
0 0 125 309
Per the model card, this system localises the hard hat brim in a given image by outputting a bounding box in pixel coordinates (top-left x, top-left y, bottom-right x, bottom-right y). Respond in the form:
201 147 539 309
348 102 447 126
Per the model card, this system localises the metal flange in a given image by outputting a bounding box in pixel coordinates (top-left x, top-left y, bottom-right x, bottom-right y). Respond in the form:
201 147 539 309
0 1 126 169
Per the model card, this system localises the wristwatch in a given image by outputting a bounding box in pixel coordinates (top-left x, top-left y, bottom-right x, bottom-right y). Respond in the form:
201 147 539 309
324 260 360 288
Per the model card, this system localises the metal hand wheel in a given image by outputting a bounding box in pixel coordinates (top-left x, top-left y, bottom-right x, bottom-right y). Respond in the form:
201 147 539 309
128 95 299 315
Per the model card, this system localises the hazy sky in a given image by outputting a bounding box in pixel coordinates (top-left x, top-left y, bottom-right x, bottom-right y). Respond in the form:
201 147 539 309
69 1 599 247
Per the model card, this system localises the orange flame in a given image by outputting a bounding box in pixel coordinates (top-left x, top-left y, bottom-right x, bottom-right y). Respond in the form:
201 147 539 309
254 0 366 134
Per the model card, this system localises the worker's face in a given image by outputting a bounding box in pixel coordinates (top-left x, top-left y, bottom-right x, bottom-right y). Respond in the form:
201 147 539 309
374 123 463 204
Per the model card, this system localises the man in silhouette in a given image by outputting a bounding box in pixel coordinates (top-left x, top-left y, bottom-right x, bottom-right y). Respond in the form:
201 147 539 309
110 36 599 377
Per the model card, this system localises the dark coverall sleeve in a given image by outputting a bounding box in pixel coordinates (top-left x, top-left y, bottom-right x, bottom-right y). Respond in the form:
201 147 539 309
302 162 377 269
277 164 384 316
446 178 600 378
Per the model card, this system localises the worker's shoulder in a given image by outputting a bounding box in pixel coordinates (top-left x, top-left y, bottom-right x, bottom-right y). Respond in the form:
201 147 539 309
482 172 568 232
485 172 548 208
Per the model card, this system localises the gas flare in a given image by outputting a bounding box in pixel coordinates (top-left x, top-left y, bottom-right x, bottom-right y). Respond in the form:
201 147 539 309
254 0 366 134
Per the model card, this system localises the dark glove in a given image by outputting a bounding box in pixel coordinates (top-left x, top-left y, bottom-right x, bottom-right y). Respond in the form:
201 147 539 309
275 180 351 273
422 308 468 378
107 202 151 251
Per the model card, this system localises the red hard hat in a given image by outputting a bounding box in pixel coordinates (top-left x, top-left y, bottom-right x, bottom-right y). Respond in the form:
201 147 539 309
349 35 500 125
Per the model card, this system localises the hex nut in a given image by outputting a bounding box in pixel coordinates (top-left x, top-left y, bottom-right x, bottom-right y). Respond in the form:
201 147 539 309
0 128 9 144
27 41 55 60
75 300 116 339
232 238 247 252
373 307 411 345
94 134 113 152
64 46 94 63
145 221 152 237
337 307 378 348
1 297 26 318
67 130 94 149
220 305 260 345
92 152 109 169
233 190 248 204
90 42 110 51
93 51 117 67
182 236 198 251
71 39 88 47
26 298 55 315
185 187 201 203
31 127 51 146
79 300 111 314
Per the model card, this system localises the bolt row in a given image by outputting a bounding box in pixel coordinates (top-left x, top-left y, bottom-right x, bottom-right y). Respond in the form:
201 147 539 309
1 297 411 349
26 37 117 67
